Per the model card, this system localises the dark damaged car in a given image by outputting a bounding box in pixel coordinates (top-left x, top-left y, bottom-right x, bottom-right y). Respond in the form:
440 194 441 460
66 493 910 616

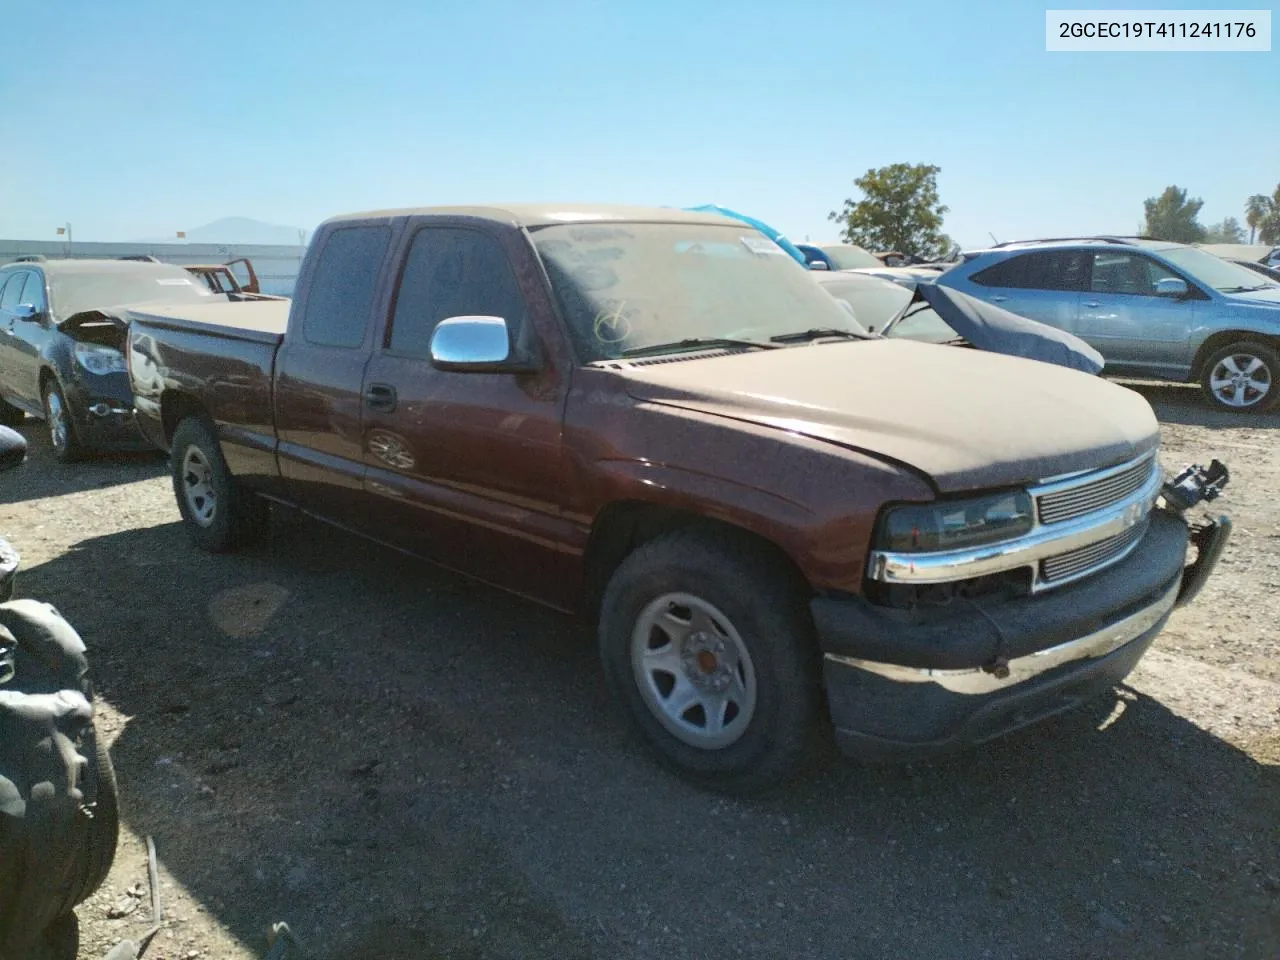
0 258 220 461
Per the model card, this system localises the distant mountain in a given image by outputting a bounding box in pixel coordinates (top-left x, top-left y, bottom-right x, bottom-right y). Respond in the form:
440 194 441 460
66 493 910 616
142 217 307 246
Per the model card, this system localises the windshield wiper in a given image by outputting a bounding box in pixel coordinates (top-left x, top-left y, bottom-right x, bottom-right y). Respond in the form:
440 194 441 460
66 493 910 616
1220 284 1272 293
620 336 782 358
768 328 870 344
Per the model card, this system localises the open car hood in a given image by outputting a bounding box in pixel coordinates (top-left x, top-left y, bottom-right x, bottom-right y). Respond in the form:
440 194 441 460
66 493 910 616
57 306 131 332
893 283 1105 375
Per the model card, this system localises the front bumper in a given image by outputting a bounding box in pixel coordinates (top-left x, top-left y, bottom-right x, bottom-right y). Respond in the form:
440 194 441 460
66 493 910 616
813 508 1229 760
64 377 149 450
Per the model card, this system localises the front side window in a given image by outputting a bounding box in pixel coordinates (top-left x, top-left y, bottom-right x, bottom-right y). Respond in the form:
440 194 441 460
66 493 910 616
532 222 865 362
1089 253 1182 296
301 225 393 348
19 272 47 311
386 227 528 358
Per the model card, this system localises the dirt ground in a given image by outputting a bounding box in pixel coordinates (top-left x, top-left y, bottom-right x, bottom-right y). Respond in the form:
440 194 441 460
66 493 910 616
1 380 1277 960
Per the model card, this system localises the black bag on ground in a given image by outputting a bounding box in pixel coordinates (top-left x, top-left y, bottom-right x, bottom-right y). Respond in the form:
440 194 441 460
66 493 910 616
0 599 119 960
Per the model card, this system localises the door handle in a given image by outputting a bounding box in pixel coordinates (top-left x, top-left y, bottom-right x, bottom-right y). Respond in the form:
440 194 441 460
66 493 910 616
989 295 1008 302
1083 300 1101 308
363 383 397 413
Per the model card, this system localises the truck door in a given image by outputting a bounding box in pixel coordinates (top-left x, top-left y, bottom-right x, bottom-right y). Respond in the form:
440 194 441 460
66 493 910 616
273 222 395 524
358 221 577 608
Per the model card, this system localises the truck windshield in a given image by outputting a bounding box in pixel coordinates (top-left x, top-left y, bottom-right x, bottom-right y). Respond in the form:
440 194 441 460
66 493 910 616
531 222 868 361
51 267 215 319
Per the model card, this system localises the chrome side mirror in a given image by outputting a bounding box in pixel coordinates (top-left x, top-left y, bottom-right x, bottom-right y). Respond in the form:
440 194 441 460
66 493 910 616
429 316 538 373
808 260 830 271
1155 277 1188 297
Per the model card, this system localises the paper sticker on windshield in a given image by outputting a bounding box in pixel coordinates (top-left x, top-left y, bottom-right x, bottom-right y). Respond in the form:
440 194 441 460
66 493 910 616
156 278 194 285
740 236 787 257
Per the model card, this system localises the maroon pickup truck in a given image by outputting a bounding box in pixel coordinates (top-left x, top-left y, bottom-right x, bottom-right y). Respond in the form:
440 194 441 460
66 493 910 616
126 204 1230 793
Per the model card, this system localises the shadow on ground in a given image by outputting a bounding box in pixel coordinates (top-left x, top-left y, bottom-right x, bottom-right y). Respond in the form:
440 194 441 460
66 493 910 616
15 509 1278 960
1117 379 1280 430
0 419 164 504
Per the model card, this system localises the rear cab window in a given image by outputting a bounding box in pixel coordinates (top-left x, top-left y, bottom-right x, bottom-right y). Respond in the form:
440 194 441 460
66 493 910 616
301 225 393 348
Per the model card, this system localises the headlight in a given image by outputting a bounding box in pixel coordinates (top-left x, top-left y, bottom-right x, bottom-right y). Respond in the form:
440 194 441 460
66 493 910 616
74 343 127 375
877 490 1034 553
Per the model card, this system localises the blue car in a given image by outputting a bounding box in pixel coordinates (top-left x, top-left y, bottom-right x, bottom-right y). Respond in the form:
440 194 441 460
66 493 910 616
936 237 1280 411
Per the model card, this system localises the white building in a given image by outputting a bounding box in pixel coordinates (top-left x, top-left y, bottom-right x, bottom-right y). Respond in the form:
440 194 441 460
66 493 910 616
0 238 306 297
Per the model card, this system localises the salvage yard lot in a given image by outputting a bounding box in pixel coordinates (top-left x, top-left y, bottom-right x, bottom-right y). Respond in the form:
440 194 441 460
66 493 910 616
2 382 1277 960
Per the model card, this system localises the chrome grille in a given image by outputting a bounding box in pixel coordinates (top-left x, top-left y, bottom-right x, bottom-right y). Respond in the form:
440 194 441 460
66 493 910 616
1040 521 1148 585
1036 456 1157 525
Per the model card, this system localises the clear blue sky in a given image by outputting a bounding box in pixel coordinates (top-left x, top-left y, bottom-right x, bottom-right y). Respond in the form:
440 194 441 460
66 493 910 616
1 0 1275 246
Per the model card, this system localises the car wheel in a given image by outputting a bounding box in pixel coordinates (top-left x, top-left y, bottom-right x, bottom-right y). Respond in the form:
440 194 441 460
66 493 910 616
1200 342 1279 412
0 400 23 427
170 416 269 552
598 528 820 795
42 380 83 463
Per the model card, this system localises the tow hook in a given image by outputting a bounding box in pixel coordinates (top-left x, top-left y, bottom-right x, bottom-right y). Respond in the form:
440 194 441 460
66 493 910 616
1158 460 1232 607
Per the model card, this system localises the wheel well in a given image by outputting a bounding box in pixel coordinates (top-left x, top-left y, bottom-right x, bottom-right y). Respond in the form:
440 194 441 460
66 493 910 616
160 391 209 444
1192 331 1280 380
581 501 810 619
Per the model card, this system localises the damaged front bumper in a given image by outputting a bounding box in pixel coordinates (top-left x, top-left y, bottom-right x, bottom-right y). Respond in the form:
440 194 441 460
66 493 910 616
814 507 1230 761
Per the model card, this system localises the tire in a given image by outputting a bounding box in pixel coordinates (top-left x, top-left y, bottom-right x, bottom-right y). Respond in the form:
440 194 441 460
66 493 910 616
1199 341 1279 412
41 380 83 463
74 724 119 906
170 416 269 552
598 528 821 795
0 400 22 428
37 912 78 960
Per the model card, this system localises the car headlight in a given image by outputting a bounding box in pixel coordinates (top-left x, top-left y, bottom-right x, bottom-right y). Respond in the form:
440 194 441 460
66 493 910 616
74 343 127 375
877 490 1035 553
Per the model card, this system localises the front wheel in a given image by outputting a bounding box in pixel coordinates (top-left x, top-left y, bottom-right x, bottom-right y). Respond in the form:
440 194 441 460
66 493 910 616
170 416 269 552
598 529 821 794
1200 342 1279 412
42 380 83 463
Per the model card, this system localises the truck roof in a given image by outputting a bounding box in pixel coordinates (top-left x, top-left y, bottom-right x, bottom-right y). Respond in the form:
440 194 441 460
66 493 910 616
318 204 741 230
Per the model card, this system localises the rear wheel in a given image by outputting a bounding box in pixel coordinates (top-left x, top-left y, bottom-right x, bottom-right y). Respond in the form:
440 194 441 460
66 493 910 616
170 416 269 551
42 380 83 463
1200 342 1279 412
598 528 820 794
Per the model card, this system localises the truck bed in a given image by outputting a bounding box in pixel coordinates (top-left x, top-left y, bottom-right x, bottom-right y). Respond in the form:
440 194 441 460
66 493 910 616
126 299 289 345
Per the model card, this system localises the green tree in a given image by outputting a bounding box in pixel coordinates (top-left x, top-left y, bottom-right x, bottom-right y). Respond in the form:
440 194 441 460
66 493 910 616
1245 187 1280 245
827 163 951 259
1203 217 1246 244
1142 186 1206 243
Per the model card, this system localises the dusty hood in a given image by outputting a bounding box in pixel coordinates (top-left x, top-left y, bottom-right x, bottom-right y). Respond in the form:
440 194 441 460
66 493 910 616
618 340 1159 493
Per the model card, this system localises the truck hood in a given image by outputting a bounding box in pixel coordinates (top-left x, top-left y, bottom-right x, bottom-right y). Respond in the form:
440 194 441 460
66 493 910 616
617 339 1159 493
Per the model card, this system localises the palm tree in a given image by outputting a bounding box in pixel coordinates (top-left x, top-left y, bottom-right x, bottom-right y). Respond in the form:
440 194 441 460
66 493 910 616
1245 187 1280 245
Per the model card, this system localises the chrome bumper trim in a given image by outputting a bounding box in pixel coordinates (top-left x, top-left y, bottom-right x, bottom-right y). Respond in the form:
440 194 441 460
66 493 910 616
868 460 1163 591
825 578 1179 696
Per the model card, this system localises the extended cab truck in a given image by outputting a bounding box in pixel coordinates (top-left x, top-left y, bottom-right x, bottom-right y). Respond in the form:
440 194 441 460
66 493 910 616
126 205 1230 793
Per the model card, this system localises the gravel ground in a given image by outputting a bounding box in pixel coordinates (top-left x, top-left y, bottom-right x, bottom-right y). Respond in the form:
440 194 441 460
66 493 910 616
1 380 1277 960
